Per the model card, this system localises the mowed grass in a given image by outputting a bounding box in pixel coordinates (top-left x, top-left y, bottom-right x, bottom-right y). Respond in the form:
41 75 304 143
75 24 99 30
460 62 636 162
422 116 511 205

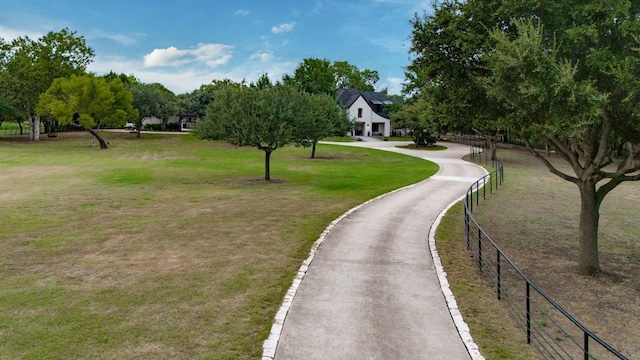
438 147 640 359
0 131 438 359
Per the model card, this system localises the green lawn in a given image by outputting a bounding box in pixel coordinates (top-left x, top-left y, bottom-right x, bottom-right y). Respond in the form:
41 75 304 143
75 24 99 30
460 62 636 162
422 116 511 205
0 131 438 359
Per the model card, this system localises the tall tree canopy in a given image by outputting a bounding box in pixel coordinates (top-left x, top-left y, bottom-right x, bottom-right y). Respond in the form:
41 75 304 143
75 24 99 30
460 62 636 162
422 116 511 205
36 74 138 149
408 0 640 275
284 58 380 96
0 28 94 141
130 82 176 133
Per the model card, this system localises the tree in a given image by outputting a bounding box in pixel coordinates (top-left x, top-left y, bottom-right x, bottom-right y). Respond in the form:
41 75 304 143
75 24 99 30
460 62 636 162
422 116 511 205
405 1 513 159
292 92 351 158
333 61 379 91
130 82 176 135
284 58 336 96
0 29 94 141
195 84 307 180
284 58 381 96
36 74 138 149
178 79 243 119
251 73 274 90
390 97 437 147
408 0 640 274
483 12 640 275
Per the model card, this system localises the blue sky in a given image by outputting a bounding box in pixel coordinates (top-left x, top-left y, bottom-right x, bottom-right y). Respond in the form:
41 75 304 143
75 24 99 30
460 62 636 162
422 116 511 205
0 1 432 95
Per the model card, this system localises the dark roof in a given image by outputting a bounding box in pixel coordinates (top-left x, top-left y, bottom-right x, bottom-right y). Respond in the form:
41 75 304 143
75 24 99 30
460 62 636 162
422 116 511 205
336 89 401 118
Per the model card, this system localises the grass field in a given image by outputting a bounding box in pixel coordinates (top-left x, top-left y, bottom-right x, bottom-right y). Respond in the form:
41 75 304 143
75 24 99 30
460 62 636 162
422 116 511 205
438 146 640 359
0 131 438 359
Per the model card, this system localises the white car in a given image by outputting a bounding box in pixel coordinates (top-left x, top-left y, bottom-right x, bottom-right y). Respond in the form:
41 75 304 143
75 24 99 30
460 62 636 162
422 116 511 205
124 122 135 129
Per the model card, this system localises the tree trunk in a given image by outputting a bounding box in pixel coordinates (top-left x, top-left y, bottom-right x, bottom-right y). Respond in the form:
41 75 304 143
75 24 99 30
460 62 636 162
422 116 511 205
489 138 497 160
264 149 272 180
578 180 601 275
18 121 23 135
29 115 40 141
311 141 317 159
136 127 141 138
86 128 109 149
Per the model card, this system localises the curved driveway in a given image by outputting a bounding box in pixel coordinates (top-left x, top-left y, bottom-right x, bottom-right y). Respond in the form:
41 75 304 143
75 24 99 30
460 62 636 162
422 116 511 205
265 141 488 360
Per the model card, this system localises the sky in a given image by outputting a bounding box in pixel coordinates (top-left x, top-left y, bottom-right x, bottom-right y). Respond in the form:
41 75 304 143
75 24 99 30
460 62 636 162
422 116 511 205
0 0 433 96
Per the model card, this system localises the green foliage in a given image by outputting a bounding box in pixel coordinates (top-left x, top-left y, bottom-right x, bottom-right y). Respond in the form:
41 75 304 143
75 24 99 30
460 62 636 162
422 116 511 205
283 58 380 96
36 74 137 129
178 79 243 118
284 58 336 95
196 83 312 179
0 28 94 120
130 82 177 131
407 0 640 274
291 92 351 158
390 98 439 146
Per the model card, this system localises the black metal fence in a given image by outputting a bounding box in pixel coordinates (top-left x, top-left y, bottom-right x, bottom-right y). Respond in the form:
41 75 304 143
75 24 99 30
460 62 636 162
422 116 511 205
463 145 627 360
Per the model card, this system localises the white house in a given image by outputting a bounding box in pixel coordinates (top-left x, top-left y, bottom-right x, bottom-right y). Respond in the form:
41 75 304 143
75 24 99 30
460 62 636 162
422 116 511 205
140 113 200 130
336 89 400 137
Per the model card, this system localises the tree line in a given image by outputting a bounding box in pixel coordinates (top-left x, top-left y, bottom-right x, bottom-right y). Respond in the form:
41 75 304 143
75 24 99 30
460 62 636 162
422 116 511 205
1 29 380 161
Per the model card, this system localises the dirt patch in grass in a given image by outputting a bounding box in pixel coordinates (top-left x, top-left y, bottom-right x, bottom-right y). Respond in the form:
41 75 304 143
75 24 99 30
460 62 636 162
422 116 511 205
468 147 640 358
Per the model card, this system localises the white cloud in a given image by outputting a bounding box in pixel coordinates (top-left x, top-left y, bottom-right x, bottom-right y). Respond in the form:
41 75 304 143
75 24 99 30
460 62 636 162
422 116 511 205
271 22 296 34
0 25 43 41
89 53 296 95
250 51 274 62
143 43 233 68
235 9 249 16
383 77 404 95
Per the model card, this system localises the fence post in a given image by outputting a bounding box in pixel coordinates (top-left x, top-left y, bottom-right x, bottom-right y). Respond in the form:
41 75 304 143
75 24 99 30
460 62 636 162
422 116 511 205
490 173 493 195
584 332 589 360
526 282 531 344
478 228 483 271
497 250 501 300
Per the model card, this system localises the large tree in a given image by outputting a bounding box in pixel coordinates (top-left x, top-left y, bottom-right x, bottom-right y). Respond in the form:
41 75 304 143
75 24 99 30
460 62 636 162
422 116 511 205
284 58 381 96
408 0 640 274
195 83 308 180
0 29 94 141
283 58 336 96
484 11 640 275
36 74 138 149
406 1 513 159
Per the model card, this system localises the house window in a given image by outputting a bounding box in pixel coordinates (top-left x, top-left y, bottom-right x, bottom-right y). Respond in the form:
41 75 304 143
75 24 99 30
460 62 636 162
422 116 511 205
372 124 379 133
357 108 363 118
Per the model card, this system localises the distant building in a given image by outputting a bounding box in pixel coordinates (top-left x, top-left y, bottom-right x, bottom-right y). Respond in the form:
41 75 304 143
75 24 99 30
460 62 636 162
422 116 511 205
336 89 401 137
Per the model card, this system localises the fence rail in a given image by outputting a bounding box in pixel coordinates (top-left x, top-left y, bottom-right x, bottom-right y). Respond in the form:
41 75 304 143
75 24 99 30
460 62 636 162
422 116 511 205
462 144 627 360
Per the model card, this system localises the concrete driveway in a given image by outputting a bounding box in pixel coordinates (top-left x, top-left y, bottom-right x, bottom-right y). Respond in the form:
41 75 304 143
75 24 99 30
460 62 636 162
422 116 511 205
264 141 488 360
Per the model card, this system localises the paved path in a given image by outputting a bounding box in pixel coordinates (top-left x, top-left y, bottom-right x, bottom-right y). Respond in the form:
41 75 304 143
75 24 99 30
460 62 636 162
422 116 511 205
264 141 488 360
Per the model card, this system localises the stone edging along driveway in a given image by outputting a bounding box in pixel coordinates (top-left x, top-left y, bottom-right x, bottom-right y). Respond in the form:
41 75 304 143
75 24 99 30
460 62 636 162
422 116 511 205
262 141 487 360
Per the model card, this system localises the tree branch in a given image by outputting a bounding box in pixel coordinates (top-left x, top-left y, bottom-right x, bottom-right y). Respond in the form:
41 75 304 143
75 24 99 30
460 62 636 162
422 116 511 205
523 137 579 184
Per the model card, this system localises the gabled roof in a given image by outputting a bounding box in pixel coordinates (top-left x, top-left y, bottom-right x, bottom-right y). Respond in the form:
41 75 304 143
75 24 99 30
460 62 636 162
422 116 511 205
336 89 401 118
